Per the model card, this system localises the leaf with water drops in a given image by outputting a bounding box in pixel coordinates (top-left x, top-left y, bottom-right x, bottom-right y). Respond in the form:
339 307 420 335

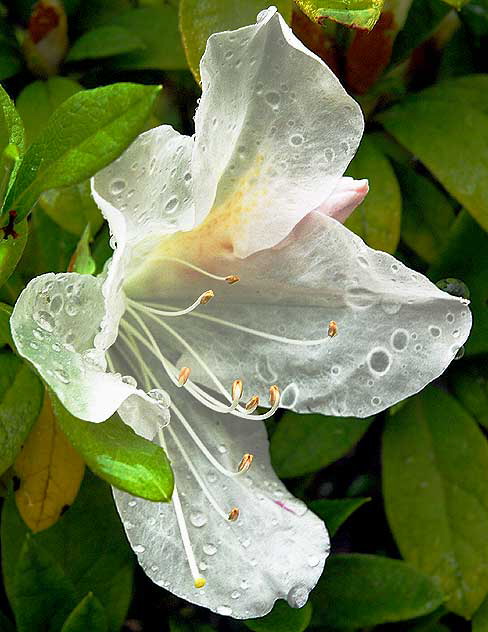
5 83 161 222
1 471 133 631
179 0 292 82
271 412 372 478
309 497 370 536
52 395 174 502
0 352 43 476
311 554 445 627
382 386 488 618
245 599 312 632
14 390 85 533
295 0 385 30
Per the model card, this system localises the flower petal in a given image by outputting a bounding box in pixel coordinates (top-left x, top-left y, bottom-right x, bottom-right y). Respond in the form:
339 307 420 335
113 393 328 618
315 176 369 223
127 213 472 418
191 7 364 258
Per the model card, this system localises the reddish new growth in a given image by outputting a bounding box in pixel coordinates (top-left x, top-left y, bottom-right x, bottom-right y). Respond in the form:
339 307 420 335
1 210 19 240
28 1 60 44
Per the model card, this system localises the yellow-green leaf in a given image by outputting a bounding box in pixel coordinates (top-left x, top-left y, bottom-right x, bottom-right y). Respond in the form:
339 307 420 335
295 0 385 30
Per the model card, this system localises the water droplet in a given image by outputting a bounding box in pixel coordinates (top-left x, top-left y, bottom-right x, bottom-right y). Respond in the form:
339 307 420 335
217 444 227 454
345 287 376 309
429 326 441 338
307 555 320 568
203 543 217 556
324 147 335 163
391 329 409 351
65 302 79 317
122 375 137 387
446 313 455 323
231 590 241 599
151 565 159 572
331 365 340 375
207 472 217 483
133 544 145 554
128 500 137 507
289 133 304 146
415 344 422 352
33 329 45 341
281 383 299 407
453 345 465 360
34 310 55 333
217 606 232 616
225 50 233 59
148 388 171 408
265 91 280 108
50 294 63 313
184 171 192 182
54 368 70 384
368 348 391 375
452 329 460 338
371 396 381 406
380 298 402 315
287 584 309 609
241 578 249 590
110 179 126 195
190 512 207 528
340 140 350 155
199 561 207 571
29 341 39 350
165 196 179 214
357 255 369 267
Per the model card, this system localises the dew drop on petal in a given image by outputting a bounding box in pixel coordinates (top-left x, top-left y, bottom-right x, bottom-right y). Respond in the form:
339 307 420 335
287 584 309 609
203 543 217 556
289 133 304 146
133 544 145 554
122 375 137 387
264 91 280 108
190 512 207 528
217 606 233 616
391 329 409 351
34 310 55 333
281 383 299 408
429 326 441 338
368 348 391 375
110 178 126 195
165 196 179 214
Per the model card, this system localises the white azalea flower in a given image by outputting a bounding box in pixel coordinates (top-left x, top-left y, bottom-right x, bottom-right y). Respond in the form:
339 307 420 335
11 6 471 620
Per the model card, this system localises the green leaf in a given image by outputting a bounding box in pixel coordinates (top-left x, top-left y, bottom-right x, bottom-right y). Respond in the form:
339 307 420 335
6 82 161 223
245 600 312 632
68 225 96 275
474 595 488 632
345 136 401 253
0 352 44 476
61 594 108 632
0 218 28 288
429 211 488 355
16 78 83 146
309 497 370 536
0 83 24 158
394 163 456 264
67 25 145 62
311 554 445 627
180 0 292 82
0 303 13 347
13 536 78 632
52 397 174 502
378 76 488 232
39 180 103 237
270 412 371 478
450 360 488 429
391 0 451 65
295 0 385 30
382 387 488 618
441 0 469 7
1 472 133 632
0 45 22 81
109 7 187 70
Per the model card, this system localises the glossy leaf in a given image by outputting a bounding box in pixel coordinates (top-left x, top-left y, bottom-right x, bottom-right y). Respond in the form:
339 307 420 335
67 25 145 62
12 536 77 632
450 360 488 429
474 595 488 632
0 83 24 158
53 396 174 502
311 554 445 627
180 0 292 82
245 600 312 632
345 136 401 253
382 387 488 618
270 412 371 478
379 76 488 232
14 391 85 533
39 180 103 237
6 83 161 222
429 211 488 355
16 78 83 146
295 0 385 30
1 472 133 631
395 164 456 264
110 7 187 70
68 225 96 275
0 302 13 347
0 219 28 288
309 497 370 536
61 594 108 632
0 352 43 476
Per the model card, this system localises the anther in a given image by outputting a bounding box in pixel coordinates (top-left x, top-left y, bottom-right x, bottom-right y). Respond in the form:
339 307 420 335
199 290 214 305
225 275 240 284
245 395 259 413
328 320 338 337
269 384 280 407
228 507 240 522
178 367 191 386
238 453 254 473
194 577 206 589
231 379 243 402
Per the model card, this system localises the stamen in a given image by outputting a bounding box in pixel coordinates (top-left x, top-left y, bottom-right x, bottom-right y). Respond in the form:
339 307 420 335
238 453 254 473
231 379 243 404
178 367 191 386
269 384 280 407
157 256 239 284
199 290 214 305
245 395 259 413
126 291 213 318
194 578 206 589
228 507 240 522
328 320 338 337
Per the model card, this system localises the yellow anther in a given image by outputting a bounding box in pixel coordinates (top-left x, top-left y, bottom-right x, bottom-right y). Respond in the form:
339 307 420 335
238 453 254 473
194 577 206 589
245 395 259 413
269 384 280 406
200 290 214 305
225 275 240 284
228 507 240 522
328 320 338 337
178 366 191 386
232 379 243 402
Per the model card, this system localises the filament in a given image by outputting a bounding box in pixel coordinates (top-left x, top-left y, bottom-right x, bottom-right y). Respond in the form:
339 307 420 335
156 256 239 284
